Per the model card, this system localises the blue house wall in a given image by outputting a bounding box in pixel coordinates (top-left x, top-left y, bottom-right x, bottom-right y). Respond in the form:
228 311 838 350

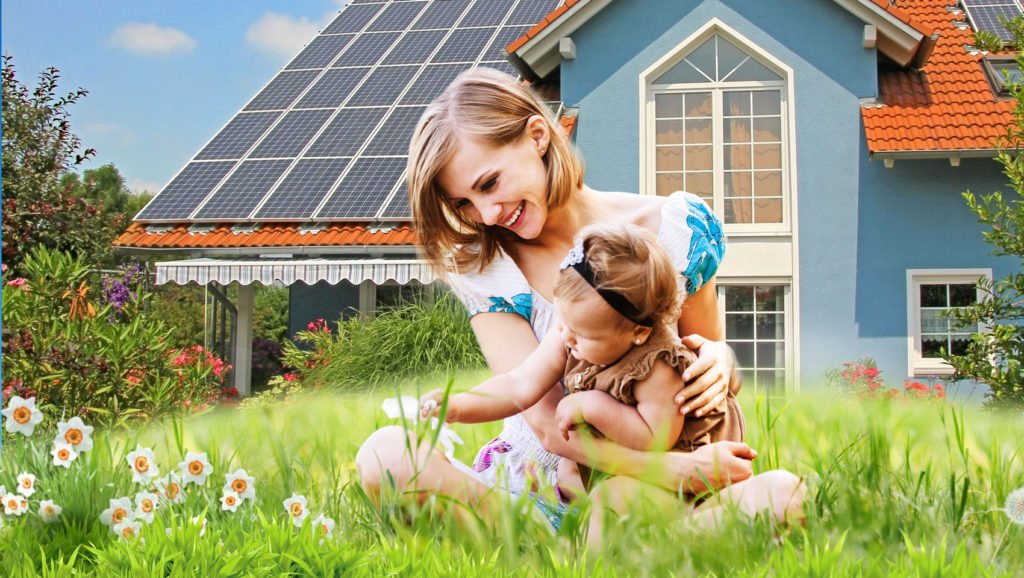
555 0 1016 390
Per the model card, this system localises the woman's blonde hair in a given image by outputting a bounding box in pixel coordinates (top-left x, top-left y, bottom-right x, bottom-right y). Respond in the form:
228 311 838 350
553 224 681 329
407 67 584 273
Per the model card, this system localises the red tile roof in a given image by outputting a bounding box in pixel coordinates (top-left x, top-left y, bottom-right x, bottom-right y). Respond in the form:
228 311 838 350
114 223 418 251
862 1 1014 153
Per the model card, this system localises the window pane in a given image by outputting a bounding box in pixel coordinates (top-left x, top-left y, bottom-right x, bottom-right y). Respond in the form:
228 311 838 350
756 370 784 393
656 119 683 145
725 286 754 311
656 173 683 197
754 171 782 197
724 145 751 171
724 118 752 143
921 309 949 334
685 145 713 171
949 283 976 307
685 172 713 198
733 341 755 367
685 93 712 117
725 171 751 196
755 313 784 339
655 59 710 84
685 119 712 144
725 198 753 224
921 335 946 357
950 335 972 355
717 36 749 81
753 117 782 142
723 91 751 116
755 286 785 311
754 198 783 223
756 341 784 367
920 284 947 307
683 38 717 80
729 57 783 82
656 147 683 171
753 143 781 169
726 313 754 339
655 93 683 118
752 91 781 115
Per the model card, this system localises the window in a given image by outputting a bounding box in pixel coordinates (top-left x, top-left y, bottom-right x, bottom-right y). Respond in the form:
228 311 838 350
983 56 1023 98
721 284 789 393
648 32 789 230
906 269 991 376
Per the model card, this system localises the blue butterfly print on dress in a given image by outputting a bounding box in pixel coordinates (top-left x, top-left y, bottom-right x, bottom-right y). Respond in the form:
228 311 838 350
487 292 533 321
682 198 726 295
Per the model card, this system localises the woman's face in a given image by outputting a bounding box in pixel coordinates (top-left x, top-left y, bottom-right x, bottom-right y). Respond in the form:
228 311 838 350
436 118 550 240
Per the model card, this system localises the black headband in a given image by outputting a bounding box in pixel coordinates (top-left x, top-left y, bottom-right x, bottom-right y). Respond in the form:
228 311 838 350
562 245 654 327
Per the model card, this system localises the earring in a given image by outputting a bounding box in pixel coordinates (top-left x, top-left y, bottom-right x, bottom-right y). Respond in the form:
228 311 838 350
634 339 642 345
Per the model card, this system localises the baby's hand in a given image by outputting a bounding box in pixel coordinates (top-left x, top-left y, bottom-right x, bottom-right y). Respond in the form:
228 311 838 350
419 389 445 420
556 394 588 441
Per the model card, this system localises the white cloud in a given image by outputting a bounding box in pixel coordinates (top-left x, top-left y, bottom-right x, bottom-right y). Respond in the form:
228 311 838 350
245 12 325 60
110 23 196 55
128 178 163 195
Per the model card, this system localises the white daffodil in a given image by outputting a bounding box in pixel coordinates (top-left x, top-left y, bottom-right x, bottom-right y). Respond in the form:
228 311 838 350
55 417 94 453
381 396 422 423
114 519 142 541
191 515 208 537
223 469 256 502
220 490 242 512
16 473 36 497
3 493 28 516
2 396 43 436
134 492 160 523
179 451 213 486
51 442 78 468
312 513 336 543
100 497 134 529
38 500 62 523
282 493 309 528
126 445 160 484
154 472 185 505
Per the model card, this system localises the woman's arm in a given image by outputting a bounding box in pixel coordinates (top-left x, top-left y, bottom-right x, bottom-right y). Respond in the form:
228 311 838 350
676 278 742 416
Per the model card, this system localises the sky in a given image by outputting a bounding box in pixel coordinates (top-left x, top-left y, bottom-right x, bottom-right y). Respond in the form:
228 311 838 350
2 1 350 195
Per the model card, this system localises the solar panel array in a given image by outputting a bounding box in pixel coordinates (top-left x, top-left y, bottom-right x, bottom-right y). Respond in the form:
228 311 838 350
962 0 1024 42
137 0 560 223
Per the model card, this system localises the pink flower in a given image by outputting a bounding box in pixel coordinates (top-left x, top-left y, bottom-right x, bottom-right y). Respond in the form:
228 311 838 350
7 278 26 287
283 373 298 382
1 263 7 273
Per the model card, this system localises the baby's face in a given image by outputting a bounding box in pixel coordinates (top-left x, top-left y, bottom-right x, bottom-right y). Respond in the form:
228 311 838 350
554 293 638 366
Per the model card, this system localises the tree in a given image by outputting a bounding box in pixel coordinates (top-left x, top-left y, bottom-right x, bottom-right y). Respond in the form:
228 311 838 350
1 56 112 272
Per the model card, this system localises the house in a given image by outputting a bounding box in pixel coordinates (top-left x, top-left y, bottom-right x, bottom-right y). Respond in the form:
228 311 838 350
115 0 1020 398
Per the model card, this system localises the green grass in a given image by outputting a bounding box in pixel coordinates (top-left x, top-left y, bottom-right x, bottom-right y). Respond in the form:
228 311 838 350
1 373 1022 577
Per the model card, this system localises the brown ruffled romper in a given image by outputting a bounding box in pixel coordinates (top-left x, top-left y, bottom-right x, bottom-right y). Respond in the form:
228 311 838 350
563 326 745 453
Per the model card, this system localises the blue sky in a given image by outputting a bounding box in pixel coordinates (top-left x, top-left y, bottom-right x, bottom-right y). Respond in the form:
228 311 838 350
2 1 349 194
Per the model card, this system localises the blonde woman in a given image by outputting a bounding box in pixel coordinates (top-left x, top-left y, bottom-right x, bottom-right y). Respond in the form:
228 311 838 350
356 68 802 533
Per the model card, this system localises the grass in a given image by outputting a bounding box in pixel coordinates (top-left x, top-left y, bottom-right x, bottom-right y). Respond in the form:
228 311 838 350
1 372 1022 577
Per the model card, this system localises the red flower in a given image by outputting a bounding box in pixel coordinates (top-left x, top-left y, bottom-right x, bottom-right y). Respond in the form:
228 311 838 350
283 373 298 382
864 368 879 378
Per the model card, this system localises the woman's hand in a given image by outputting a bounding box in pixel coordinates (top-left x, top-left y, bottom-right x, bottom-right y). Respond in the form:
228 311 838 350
676 334 738 417
657 441 756 494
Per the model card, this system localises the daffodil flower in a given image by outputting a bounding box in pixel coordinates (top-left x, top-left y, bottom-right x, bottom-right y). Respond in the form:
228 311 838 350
223 469 256 502
313 513 336 543
179 451 213 486
114 519 142 541
51 442 78 468
126 445 160 484
283 493 309 528
2 396 43 436
134 492 160 523
221 490 242 512
154 472 185 505
381 396 464 458
3 493 28 516
16 473 36 497
55 417 94 453
100 497 134 529
38 500 62 523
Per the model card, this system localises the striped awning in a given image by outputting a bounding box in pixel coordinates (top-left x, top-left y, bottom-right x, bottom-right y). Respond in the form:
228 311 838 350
155 258 440 286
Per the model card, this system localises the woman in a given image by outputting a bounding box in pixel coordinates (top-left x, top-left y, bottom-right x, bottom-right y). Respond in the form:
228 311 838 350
355 68 803 534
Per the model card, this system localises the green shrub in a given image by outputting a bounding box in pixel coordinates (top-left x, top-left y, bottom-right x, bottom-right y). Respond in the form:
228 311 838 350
1 246 228 430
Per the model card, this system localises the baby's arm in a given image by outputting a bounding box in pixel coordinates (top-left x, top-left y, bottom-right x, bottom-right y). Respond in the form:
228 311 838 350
422 328 566 423
556 360 684 451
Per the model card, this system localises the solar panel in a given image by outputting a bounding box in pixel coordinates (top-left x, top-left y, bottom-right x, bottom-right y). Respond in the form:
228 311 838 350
136 162 235 221
479 60 519 77
295 67 370 109
347 65 420 106
286 34 356 70
384 29 448 65
322 3 385 34
508 0 560 25
401 63 465 104
254 158 352 219
367 1 427 32
379 181 412 219
333 32 401 66
244 70 320 111
306 107 389 157
365 106 427 155
250 109 335 158
316 157 408 219
413 0 471 29
484 26 531 61
962 0 1024 41
195 112 281 160
193 160 293 220
432 27 496 63
462 0 513 26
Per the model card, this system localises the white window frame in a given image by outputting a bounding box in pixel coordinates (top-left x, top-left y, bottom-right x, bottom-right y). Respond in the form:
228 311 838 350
639 20 796 237
906 268 992 377
717 281 795 394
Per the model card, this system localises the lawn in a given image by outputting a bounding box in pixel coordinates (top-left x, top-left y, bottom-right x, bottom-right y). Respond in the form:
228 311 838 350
1 372 1022 577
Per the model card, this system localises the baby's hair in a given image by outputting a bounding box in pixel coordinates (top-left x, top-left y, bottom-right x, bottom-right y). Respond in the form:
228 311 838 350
554 224 681 329
407 67 584 274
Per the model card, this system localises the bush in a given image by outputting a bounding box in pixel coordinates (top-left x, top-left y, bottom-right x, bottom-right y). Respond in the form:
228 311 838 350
824 358 945 400
1 247 229 429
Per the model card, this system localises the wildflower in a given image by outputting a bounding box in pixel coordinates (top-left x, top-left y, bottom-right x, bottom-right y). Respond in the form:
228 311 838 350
223 469 256 502
51 442 78 468
313 513 336 543
191 515 208 537
283 493 309 527
114 519 142 541
16 473 36 497
100 497 134 529
3 493 28 516
134 492 160 523
7 277 27 288
381 396 422 423
38 500 62 523
126 445 160 484
179 451 213 486
221 491 242 512
154 472 185 504
2 395 44 436
55 417 94 453
1006 487 1024 525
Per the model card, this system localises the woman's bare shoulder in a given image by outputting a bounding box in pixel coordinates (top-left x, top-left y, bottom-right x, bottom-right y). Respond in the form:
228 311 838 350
595 190 668 231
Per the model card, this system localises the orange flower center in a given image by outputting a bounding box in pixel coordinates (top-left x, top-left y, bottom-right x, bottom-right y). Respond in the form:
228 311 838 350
166 483 180 500
6 498 16 509
13 407 31 424
57 449 70 460
141 499 154 513
121 526 135 538
21 478 32 489
226 496 237 506
290 503 304 517
321 524 330 535
134 456 150 473
188 460 204 475
232 479 247 493
44 506 54 515
64 428 83 445
112 508 127 524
